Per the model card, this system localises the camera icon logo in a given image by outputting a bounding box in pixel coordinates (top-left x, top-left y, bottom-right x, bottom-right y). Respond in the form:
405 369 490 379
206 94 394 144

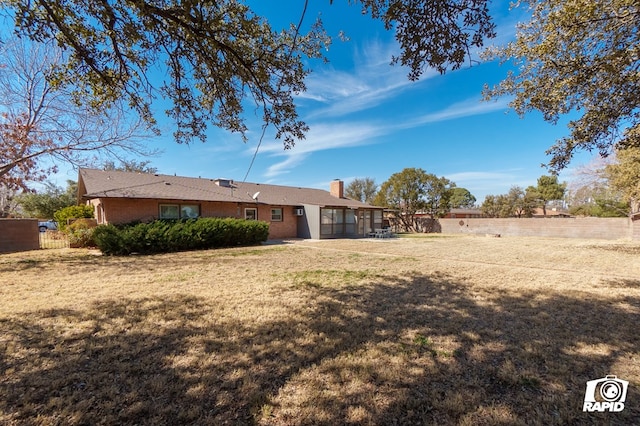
583 375 628 412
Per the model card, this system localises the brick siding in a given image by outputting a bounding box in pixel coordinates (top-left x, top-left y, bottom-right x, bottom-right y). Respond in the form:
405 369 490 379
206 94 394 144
87 198 298 239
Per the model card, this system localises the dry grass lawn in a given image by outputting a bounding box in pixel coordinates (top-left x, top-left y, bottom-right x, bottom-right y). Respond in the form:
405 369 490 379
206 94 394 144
1 234 639 425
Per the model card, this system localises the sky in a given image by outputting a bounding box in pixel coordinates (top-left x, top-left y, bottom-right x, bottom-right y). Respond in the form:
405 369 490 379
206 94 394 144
44 1 595 203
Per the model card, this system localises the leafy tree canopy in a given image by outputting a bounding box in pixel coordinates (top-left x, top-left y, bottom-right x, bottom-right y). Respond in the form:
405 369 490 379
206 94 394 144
54 204 94 231
345 177 377 204
375 167 454 231
484 0 640 171
605 146 640 213
17 180 78 218
480 186 535 218
526 175 566 216
3 0 496 148
480 194 505 218
449 187 476 209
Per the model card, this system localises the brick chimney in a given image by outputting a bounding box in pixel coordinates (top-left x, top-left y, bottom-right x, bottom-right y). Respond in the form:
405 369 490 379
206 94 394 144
330 179 344 199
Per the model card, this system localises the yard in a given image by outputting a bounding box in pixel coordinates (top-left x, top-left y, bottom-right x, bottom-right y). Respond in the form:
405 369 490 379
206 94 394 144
1 235 639 425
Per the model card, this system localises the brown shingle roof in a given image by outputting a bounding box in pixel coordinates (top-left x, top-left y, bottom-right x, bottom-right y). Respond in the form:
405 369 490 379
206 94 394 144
79 168 376 209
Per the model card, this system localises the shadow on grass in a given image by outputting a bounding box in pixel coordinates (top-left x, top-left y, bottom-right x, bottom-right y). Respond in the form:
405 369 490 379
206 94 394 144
604 278 640 289
1 274 639 425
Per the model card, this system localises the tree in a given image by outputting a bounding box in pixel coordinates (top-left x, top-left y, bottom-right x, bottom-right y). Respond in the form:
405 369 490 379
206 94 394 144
17 180 78 219
0 186 19 218
484 0 640 171
569 199 629 218
480 194 501 218
526 175 567 217
481 186 535 218
345 178 377 204
480 193 515 218
449 187 476 209
506 186 535 218
358 0 496 78
3 0 496 147
54 204 94 231
605 147 640 214
0 38 152 191
421 175 455 219
374 167 453 231
103 160 158 174
566 155 628 217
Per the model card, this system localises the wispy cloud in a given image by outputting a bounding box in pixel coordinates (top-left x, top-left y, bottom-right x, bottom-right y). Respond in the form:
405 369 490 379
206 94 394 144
261 121 386 178
255 35 515 181
408 97 511 127
259 96 512 180
299 39 438 118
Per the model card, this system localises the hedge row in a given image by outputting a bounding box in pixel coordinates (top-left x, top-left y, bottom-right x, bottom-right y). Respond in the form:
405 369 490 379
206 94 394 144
93 218 270 255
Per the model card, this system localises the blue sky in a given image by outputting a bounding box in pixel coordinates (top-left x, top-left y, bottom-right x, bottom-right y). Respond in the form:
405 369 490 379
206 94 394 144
49 1 593 202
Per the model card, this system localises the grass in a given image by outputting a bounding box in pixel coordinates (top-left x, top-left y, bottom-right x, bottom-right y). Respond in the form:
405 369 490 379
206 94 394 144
1 236 639 425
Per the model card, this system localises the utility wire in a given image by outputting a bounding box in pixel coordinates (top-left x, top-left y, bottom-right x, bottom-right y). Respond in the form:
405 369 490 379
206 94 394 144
242 0 309 183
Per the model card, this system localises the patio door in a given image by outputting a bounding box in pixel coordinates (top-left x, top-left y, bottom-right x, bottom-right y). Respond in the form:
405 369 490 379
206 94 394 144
358 210 372 236
357 210 382 236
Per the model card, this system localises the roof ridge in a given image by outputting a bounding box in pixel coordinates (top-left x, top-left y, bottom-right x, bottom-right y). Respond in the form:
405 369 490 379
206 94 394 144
79 167 377 209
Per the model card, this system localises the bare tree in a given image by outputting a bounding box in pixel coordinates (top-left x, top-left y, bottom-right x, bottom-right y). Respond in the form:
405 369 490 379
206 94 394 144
5 0 495 147
0 37 154 191
0 185 20 218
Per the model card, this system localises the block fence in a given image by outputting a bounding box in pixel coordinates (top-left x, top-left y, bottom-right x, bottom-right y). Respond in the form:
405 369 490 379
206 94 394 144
438 217 637 240
0 219 40 253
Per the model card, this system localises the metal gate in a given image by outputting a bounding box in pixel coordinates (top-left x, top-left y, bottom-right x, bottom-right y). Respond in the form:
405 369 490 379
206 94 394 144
39 230 70 249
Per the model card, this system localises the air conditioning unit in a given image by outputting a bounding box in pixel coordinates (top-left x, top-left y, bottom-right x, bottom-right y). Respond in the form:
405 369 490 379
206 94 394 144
294 208 304 216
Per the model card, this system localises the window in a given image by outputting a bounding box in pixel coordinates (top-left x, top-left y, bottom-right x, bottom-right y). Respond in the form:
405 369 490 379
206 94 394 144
159 204 200 219
181 204 200 218
345 209 356 234
271 208 283 222
245 208 257 220
373 209 383 229
320 208 347 236
321 208 335 235
160 204 180 219
96 204 104 224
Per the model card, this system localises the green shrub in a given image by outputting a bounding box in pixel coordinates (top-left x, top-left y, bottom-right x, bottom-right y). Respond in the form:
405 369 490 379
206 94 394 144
93 218 269 256
66 218 98 248
93 224 130 255
53 205 94 231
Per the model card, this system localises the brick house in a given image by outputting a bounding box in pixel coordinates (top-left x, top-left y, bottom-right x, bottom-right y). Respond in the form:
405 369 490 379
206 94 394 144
78 168 383 239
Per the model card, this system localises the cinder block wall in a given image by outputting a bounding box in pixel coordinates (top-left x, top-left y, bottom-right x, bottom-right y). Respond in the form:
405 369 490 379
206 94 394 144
439 217 635 240
0 219 40 253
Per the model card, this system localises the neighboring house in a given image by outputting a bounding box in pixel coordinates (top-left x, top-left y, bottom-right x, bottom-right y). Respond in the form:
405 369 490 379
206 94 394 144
531 207 572 218
78 168 383 239
442 208 483 219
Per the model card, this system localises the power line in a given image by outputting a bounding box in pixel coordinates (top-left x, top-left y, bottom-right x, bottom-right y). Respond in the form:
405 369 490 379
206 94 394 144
243 0 309 183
